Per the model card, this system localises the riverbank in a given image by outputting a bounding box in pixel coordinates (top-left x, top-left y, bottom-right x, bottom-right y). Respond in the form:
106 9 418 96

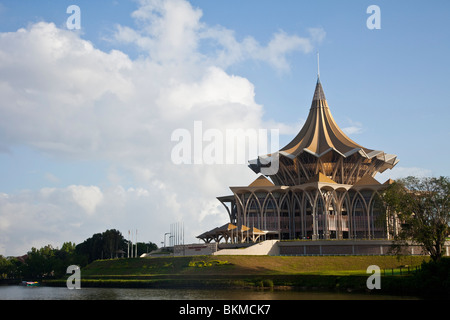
41 255 437 297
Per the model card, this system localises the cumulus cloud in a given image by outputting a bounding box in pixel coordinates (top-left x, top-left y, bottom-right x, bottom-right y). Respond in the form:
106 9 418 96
342 118 364 135
0 0 325 256
0 185 161 255
0 22 134 158
68 185 104 215
114 0 322 71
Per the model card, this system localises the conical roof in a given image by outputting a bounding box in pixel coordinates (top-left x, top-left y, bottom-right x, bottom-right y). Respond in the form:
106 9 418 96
249 76 399 182
280 78 382 159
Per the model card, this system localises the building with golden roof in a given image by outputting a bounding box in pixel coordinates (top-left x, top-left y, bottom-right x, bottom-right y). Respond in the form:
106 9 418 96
198 75 399 244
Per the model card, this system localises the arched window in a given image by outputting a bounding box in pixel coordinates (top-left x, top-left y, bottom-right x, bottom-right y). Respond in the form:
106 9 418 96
327 198 338 239
352 195 367 239
292 193 303 239
263 197 277 232
370 193 386 239
341 195 350 239
279 195 291 239
303 194 314 239
244 193 261 228
315 196 326 239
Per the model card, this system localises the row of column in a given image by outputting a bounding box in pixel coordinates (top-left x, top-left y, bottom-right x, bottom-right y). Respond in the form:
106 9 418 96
231 188 392 241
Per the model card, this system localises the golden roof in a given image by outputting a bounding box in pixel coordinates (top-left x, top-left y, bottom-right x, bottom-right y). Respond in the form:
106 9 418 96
248 76 399 184
248 175 275 187
353 174 381 186
280 78 387 160
305 172 337 184
239 225 265 234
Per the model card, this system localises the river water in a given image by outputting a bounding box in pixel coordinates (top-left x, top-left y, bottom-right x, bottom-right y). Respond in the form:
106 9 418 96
0 285 418 300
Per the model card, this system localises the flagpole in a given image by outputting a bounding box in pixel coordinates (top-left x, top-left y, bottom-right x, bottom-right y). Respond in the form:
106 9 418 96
135 229 138 258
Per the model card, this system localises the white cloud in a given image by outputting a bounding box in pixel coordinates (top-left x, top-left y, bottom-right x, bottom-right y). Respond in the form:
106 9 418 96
308 27 327 44
0 0 324 256
114 0 321 72
0 185 152 255
253 30 313 71
0 22 134 158
68 185 104 215
128 0 203 63
342 118 364 135
342 126 363 135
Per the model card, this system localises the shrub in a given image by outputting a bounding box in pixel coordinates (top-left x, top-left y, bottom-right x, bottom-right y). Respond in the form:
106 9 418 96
413 257 450 297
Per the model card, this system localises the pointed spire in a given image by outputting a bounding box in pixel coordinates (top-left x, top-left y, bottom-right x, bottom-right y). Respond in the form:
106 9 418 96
251 67 399 182
312 52 326 103
312 76 326 102
317 51 320 79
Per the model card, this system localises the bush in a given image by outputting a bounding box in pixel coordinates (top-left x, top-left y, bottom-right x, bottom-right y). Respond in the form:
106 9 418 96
258 279 274 289
413 257 450 297
188 260 231 268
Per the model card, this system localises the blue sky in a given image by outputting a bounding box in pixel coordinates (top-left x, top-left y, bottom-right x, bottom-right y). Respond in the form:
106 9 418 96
0 0 449 256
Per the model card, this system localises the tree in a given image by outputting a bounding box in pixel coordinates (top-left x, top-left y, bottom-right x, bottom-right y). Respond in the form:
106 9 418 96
382 176 450 262
76 232 105 263
22 245 57 279
0 255 13 279
17 243 85 279
52 242 85 277
102 229 125 259
0 256 23 279
135 242 158 256
75 229 127 262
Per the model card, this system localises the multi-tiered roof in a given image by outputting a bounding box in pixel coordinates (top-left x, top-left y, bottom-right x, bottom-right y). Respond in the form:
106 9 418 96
250 77 398 186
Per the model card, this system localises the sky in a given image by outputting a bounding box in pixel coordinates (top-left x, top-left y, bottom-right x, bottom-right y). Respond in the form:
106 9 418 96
0 0 449 256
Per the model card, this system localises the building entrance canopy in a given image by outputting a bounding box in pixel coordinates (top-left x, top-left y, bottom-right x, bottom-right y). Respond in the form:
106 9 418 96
197 223 272 244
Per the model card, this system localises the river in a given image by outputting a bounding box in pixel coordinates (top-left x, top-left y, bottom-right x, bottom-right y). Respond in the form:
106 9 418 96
0 285 419 300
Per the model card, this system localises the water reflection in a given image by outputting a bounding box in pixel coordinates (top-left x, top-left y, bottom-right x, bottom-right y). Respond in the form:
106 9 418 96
0 285 419 300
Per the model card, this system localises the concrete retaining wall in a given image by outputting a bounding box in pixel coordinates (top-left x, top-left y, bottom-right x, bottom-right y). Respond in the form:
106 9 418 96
173 243 218 256
163 240 450 257
278 240 449 256
213 240 279 256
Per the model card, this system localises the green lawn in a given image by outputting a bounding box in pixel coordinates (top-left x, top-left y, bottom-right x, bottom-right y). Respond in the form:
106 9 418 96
42 255 435 295
80 255 428 277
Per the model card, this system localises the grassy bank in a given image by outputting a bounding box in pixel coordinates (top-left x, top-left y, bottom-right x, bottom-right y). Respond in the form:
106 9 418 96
80 255 427 276
43 255 432 296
